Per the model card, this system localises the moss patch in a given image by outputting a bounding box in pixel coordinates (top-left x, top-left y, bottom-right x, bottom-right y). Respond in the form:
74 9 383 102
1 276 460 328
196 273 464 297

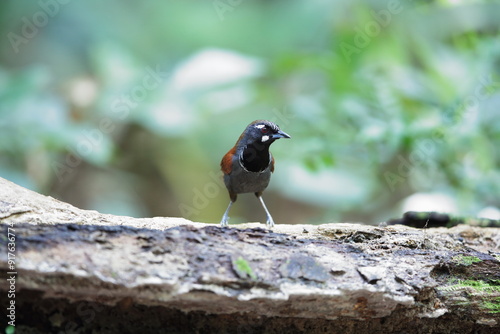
232 256 257 280
451 255 482 266
452 279 500 292
439 279 500 314
484 297 500 313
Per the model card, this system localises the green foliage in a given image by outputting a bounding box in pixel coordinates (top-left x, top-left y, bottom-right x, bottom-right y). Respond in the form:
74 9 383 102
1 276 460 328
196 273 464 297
0 0 499 222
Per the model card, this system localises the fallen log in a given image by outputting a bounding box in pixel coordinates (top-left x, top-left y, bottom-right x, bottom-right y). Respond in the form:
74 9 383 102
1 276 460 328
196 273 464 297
0 177 499 333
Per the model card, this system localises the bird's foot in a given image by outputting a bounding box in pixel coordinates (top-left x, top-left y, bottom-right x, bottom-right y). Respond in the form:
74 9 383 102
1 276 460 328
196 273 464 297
220 201 234 228
220 216 229 227
266 216 275 228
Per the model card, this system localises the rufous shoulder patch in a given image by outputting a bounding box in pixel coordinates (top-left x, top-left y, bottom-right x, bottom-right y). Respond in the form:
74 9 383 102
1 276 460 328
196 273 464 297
220 147 237 175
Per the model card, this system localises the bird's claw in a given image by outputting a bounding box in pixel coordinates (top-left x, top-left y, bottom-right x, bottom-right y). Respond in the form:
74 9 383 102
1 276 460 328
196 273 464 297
220 217 229 227
266 217 275 228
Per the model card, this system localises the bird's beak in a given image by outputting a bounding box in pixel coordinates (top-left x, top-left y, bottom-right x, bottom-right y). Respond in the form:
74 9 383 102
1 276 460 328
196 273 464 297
272 130 291 140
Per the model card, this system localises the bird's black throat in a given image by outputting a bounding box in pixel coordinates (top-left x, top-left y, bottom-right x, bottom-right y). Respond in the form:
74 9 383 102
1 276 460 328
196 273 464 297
240 141 271 173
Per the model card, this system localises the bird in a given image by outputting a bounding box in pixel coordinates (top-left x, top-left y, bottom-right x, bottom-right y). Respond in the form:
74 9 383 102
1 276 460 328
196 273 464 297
219 120 291 228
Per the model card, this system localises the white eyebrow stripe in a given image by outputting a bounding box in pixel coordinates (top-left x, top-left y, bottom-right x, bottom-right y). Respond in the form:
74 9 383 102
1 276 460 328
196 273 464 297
255 124 265 129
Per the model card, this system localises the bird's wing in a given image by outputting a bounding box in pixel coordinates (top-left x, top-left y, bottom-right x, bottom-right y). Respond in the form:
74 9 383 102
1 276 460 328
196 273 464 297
220 146 237 175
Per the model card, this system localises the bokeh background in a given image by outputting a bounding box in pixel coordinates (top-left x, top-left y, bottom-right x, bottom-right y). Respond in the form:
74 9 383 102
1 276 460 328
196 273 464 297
1 0 499 225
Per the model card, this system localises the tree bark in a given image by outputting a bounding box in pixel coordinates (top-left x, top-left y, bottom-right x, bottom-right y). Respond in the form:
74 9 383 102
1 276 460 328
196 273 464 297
0 177 499 333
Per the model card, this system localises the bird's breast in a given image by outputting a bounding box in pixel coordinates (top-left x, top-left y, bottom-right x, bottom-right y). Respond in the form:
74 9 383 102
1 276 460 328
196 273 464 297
223 163 272 195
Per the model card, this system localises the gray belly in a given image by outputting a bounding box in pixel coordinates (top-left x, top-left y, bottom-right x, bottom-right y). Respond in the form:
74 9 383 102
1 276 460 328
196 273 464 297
224 166 272 194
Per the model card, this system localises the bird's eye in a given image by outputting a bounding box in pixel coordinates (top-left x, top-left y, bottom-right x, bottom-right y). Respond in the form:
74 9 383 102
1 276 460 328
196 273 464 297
260 127 269 134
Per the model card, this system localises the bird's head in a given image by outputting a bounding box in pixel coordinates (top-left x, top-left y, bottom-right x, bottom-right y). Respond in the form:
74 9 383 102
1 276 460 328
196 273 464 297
239 120 291 147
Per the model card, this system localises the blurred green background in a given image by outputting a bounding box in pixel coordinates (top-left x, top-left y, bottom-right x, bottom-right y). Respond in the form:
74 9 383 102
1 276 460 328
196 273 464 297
1 0 499 225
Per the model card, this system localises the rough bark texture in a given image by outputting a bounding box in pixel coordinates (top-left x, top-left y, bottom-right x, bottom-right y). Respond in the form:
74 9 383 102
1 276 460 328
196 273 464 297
0 177 499 333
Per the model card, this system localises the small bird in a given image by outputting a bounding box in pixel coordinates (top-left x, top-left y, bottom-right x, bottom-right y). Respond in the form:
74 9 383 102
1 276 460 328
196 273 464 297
220 120 291 227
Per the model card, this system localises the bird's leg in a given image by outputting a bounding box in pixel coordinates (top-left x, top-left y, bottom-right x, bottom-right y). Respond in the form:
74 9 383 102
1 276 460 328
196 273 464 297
220 200 234 227
257 194 275 228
